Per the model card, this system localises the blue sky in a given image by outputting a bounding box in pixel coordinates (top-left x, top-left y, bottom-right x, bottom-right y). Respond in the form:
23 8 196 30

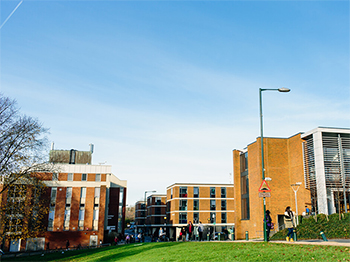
1 0 349 205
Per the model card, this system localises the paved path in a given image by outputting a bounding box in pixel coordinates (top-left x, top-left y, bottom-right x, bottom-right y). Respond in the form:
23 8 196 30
234 238 350 247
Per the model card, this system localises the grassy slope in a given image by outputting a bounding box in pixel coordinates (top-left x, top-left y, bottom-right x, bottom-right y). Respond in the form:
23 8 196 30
271 213 350 240
4 242 350 262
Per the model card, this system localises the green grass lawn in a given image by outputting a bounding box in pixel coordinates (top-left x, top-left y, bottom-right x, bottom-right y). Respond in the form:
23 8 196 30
4 242 350 262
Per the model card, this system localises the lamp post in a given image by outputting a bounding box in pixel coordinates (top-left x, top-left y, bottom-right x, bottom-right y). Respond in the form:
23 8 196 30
259 87 290 242
291 182 302 225
144 190 156 235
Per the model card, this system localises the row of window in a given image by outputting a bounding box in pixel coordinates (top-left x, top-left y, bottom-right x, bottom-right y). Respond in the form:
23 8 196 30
179 212 227 224
171 187 227 199
48 187 100 231
52 173 101 182
179 199 227 211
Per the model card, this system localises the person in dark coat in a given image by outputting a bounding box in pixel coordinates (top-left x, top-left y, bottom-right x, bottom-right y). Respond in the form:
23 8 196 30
264 210 272 241
186 221 194 241
66 240 70 250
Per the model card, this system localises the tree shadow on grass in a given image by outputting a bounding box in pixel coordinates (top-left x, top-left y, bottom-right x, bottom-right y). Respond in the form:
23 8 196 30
92 242 184 261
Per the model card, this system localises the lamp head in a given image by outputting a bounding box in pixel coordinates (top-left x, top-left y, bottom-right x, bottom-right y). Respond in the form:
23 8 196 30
278 87 291 92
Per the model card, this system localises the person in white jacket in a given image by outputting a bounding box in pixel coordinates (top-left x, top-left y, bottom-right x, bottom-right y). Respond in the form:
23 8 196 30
284 206 294 242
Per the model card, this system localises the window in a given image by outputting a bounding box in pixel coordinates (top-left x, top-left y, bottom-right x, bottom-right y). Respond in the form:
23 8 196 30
193 187 199 198
155 197 162 205
66 187 72 199
221 212 227 223
52 173 58 181
193 212 199 224
81 174 87 181
78 207 85 230
93 208 99 220
179 199 187 211
94 187 100 198
81 187 86 198
51 187 57 199
95 174 101 182
221 200 226 210
210 212 216 223
193 199 199 211
179 187 187 198
241 152 250 220
221 187 226 198
67 173 73 181
210 200 216 210
179 213 187 224
155 207 161 214
64 208 71 230
210 187 216 198
170 188 173 199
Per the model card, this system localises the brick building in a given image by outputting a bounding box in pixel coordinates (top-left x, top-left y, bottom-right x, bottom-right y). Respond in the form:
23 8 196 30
166 183 234 241
232 126 350 240
1 145 127 252
134 201 146 230
233 133 311 240
145 194 167 236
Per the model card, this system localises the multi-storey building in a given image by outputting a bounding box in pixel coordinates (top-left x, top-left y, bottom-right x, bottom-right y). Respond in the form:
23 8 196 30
134 201 146 230
0 145 127 252
232 127 350 240
145 194 167 236
302 127 350 215
166 183 234 241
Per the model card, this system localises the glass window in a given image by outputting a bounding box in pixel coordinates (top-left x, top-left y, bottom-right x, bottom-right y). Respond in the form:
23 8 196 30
66 187 72 199
179 187 187 198
52 173 58 181
210 212 216 223
193 212 199 224
93 208 99 220
51 187 57 199
64 209 71 221
170 188 173 199
179 199 187 211
95 174 101 182
193 187 199 198
179 213 187 224
67 173 73 181
155 207 161 214
221 187 226 198
221 212 227 223
94 187 100 198
155 197 162 205
221 200 226 210
79 209 85 220
82 174 87 181
81 187 86 198
210 187 216 198
193 199 199 211
210 200 216 210
241 152 250 220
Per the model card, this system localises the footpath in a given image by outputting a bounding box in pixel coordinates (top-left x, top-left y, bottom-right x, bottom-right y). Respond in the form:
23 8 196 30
236 238 350 247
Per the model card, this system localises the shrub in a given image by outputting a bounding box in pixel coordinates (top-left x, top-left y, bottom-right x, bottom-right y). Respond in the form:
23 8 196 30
270 212 350 240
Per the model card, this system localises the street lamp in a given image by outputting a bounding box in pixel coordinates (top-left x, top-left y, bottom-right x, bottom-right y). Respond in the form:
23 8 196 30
291 182 302 225
144 190 156 235
259 87 290 242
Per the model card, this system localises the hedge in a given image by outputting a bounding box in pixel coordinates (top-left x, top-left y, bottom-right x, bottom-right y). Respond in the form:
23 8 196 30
270 212 350 240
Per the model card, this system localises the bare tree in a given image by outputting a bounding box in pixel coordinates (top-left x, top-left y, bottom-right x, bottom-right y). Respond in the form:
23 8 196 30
0 94 50 194
0 94 55 242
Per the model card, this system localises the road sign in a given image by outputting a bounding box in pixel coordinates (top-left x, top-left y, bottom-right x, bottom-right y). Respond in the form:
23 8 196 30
259 192 271 198
259 180 271 192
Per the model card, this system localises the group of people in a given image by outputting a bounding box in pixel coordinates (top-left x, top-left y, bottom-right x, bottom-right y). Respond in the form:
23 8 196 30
178 221 206 241
264 206 300 242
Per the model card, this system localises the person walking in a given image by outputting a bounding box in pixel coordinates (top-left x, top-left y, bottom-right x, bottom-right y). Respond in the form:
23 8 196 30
186 221 194 241
66 239 70 250
181 227 186 241
264 210 272 241
284 206 294 242
198 221 204 241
